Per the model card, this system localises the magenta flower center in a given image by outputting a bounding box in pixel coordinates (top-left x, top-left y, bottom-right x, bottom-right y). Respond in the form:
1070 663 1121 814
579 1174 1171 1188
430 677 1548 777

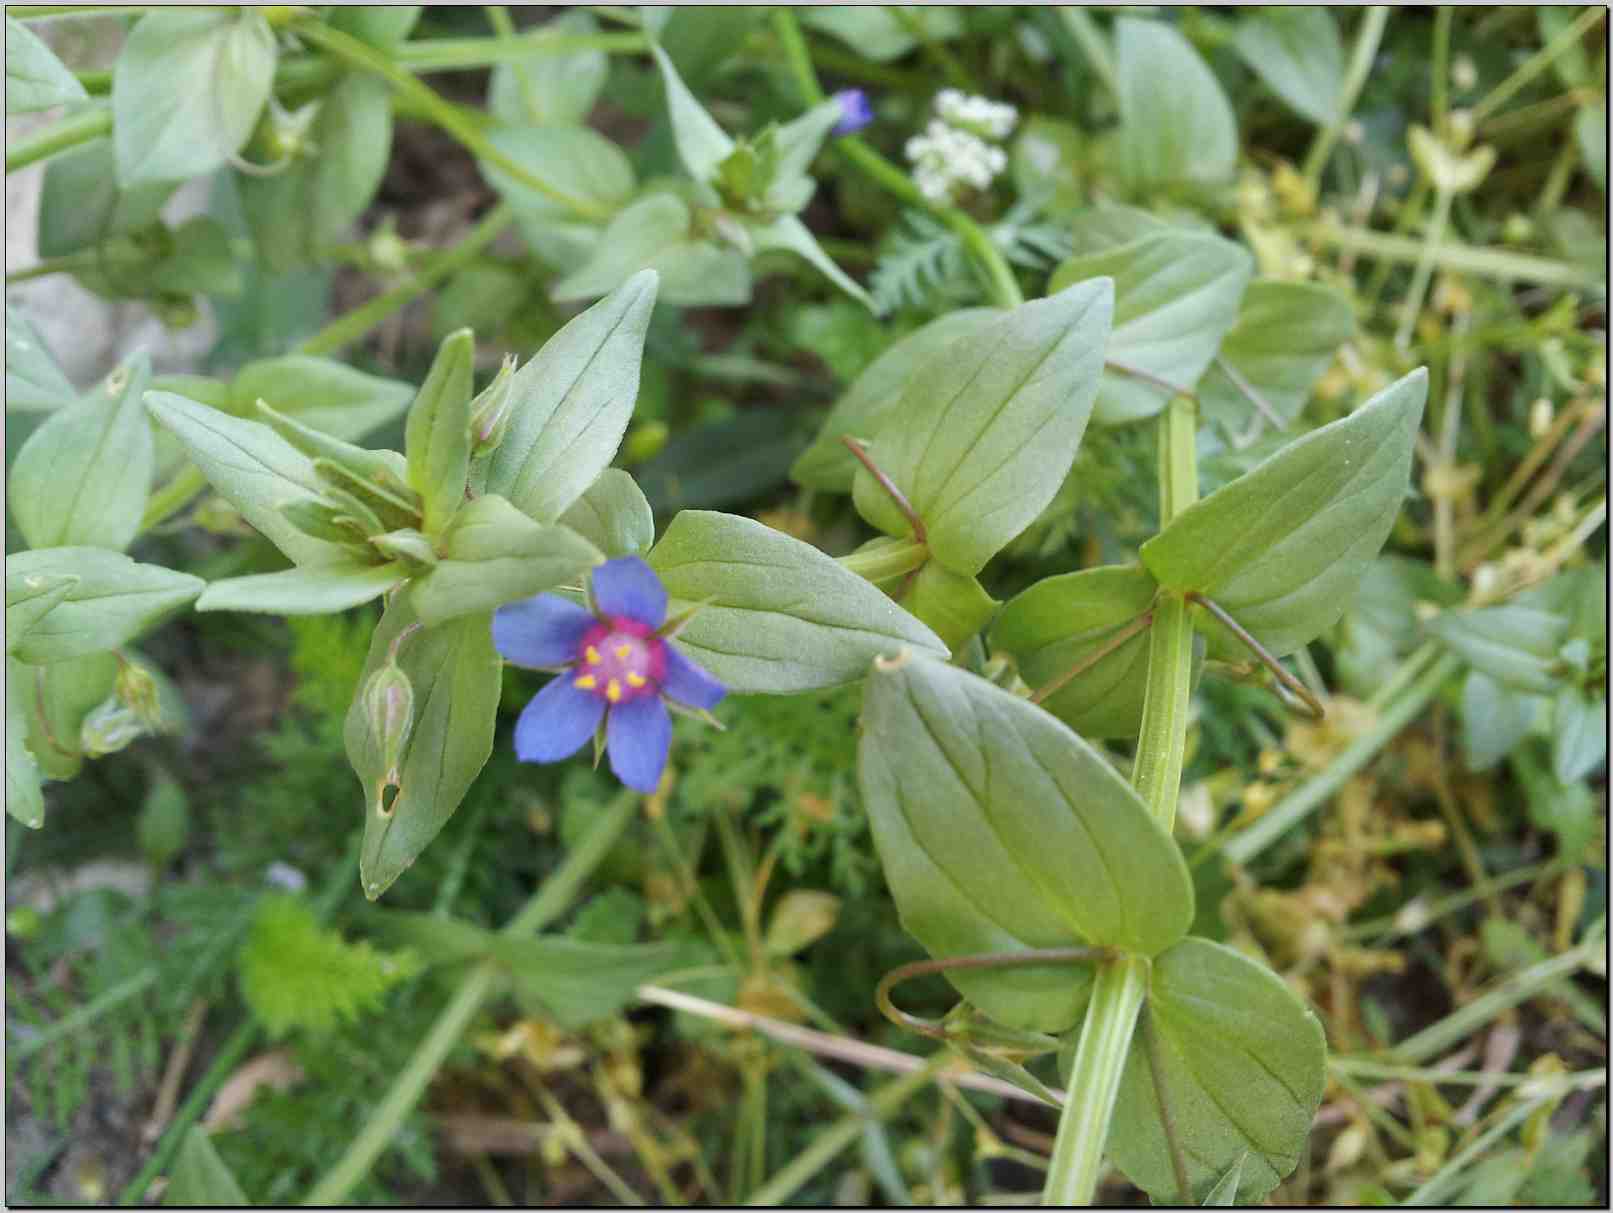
573 617 665 704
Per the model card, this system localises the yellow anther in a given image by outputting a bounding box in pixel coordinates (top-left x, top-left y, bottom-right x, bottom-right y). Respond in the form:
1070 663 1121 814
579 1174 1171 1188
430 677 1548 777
574 674 598 690
606 679 622 703
615 644 632 660
585 646 602 665
626 672 647 689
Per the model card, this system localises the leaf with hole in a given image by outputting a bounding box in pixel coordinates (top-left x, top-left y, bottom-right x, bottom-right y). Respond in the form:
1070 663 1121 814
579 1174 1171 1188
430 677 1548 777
850 280 1113 575
859 654 1193 1031
647 510 947 694
345 597 502 899
1141 369 1428 659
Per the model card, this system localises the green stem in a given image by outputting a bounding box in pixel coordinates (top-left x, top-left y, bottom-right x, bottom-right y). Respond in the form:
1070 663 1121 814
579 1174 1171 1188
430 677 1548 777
836 538 930 586
1040 394 1201 1207
1470 6 1605 126
1221 653 1462 865
1056 8 1120 101
1394 185 1454 351
10 968 157 1064
291 20 612 221
771 9 1023 309
139 467 209 534
1302 6 1390 191
5 105 111 174
888 5 975 91
1040 956 1150 1205
303 792 637 1205
1430 7 1453 141
296 202 513 357
743 1056 946 1206
1403 1088 1578 1206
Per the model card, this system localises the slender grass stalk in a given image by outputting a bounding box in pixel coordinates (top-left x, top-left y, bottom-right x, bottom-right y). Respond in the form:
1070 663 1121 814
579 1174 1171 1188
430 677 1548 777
303 793 638 1205
1302 6 1390 190
296 203 513 357
9 969 157 1064
1307 220 1603 289
1041 395 1200 1206
5 106 111 174
1469 6 1606 126
743 1057 948 1206
1222 652 1463 865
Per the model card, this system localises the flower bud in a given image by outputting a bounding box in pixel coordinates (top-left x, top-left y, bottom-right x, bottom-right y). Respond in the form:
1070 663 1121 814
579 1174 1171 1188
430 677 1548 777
115 659 164 729
80 699 147 758
364 659 415 787
468 354 519 457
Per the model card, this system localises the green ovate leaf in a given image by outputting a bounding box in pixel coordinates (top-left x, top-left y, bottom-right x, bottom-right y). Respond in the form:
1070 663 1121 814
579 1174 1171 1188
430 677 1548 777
1553 688 1607 784
647 511 948 694
1114 17 1238 193
1051 231 1252 426
1140 369 1428 659
483 270 658 524
1107 938 1326 1204
6 16 89 113
6 572 78 656
792 310 1002 492
239 73 392 272
991 565 1158 740
9 353 153 553
163 1128 249 1207
488 10 607 126
404 328 475 536
232 355 415 445
558 468 655 558
1199 281 1355 436
859 654 1194 1031
409 495 601 627
3 549 204 665
143 390 351 567
650 44 735 186
1460 670 1538 772
798 6 962 62
345 599 501 899
328 5 421 48
6 671 45 828
5 304 77 411
752 215 875 311
1232 8 1344 125
899 562 999 654
112 9 276 186
1426 605 1570 695
38 138 175 259
552 195 750 307
482 123 634 235
1012 116 1084 214
851 280 1114 575
196 562 405 615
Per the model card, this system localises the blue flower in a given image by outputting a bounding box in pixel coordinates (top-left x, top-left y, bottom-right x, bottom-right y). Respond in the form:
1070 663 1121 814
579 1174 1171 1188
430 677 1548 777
492 556 725 793
832 88 875 136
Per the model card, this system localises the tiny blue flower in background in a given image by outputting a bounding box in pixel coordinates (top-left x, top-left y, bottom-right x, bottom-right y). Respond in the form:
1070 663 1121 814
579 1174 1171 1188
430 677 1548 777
493 557 725 794
832 88 875 136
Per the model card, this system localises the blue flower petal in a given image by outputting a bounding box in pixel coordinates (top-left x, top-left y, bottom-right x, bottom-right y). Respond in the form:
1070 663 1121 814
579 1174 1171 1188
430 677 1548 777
660 643 726 711
514 675 605 763
832 88 874 136
606 696 671 793
591 556 667 628
493 594 596 668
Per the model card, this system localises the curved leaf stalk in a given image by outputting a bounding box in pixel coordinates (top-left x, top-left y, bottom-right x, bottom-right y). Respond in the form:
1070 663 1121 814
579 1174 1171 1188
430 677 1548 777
1041 396 1199 1206
5 105 111 174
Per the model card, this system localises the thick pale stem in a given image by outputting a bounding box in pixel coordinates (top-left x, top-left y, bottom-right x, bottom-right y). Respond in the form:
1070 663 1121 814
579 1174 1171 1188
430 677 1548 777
1040 396 1201 1206
1040 956 1150 1204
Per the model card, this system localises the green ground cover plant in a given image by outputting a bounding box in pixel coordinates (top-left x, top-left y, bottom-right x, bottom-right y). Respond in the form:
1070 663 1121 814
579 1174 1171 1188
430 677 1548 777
5 5 1606 1206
